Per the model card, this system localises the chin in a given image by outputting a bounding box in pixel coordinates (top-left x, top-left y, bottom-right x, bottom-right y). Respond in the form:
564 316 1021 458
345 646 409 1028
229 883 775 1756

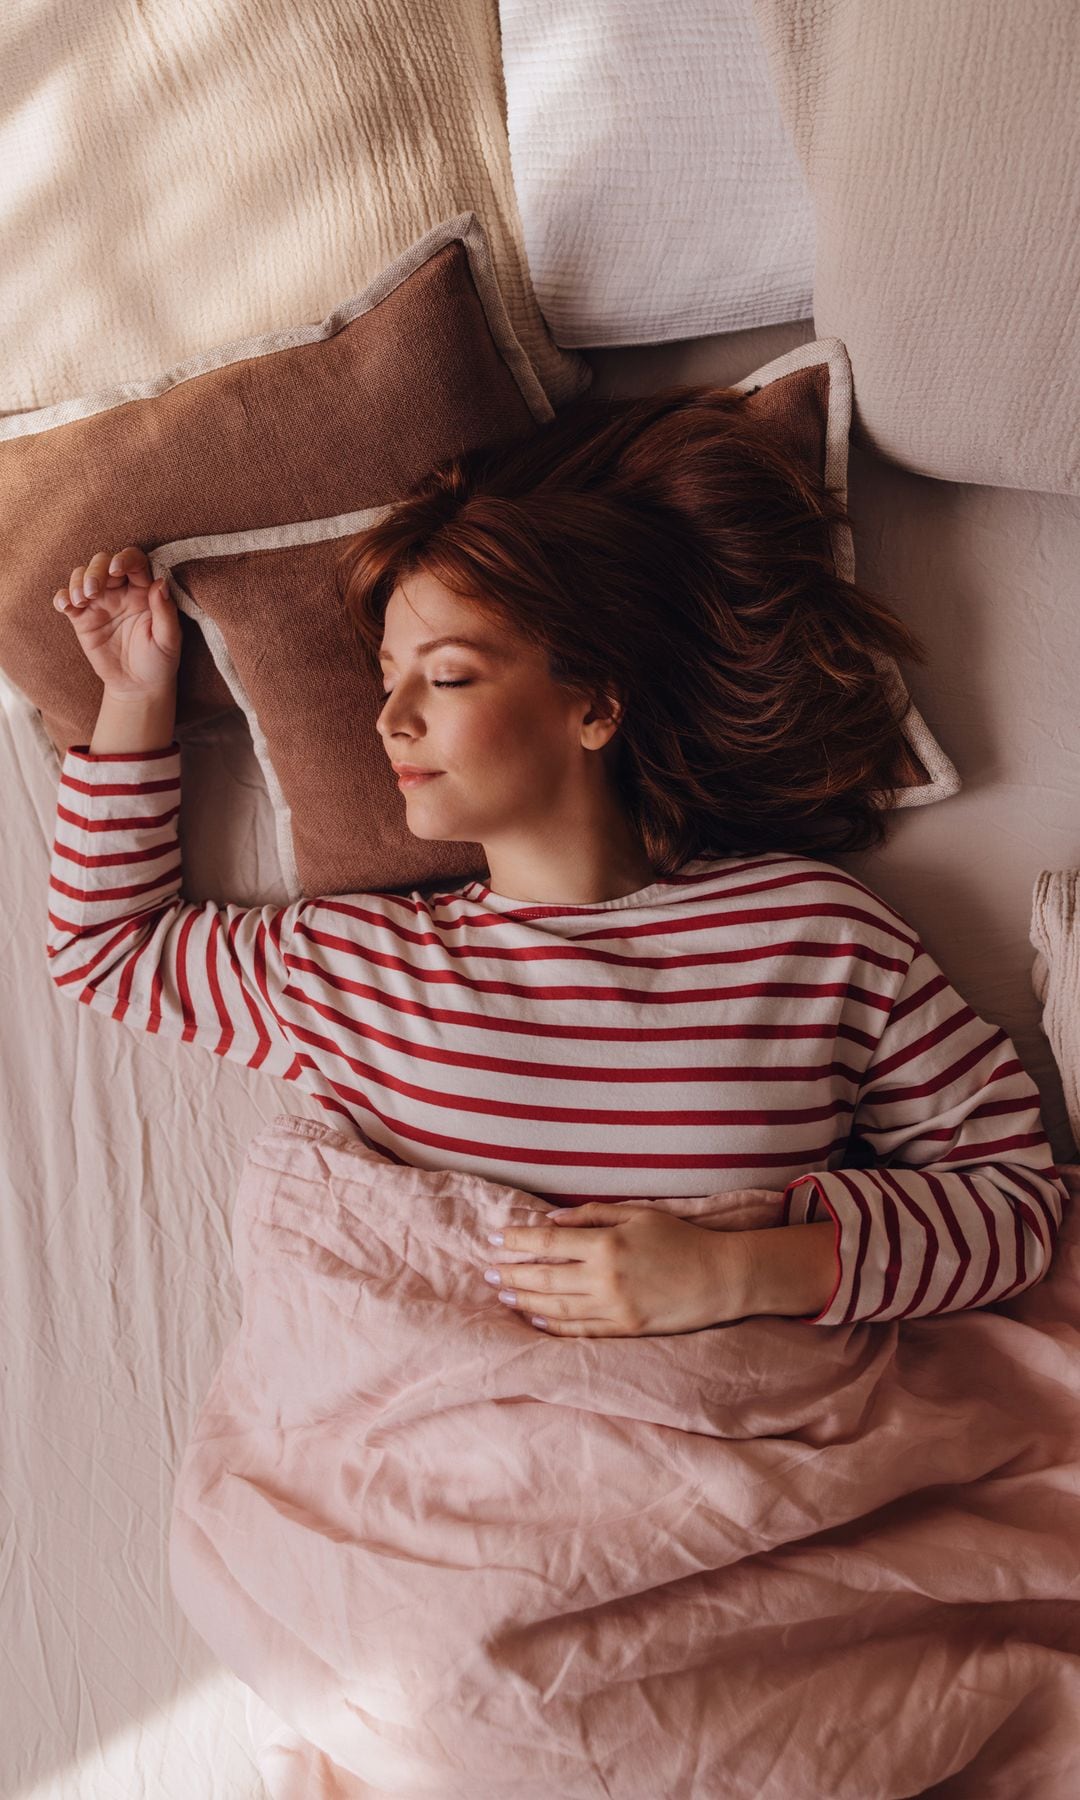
403 808 466 844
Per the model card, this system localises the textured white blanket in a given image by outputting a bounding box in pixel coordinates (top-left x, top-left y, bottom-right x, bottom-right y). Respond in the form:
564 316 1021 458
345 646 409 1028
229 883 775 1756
499 0 815 346
1031 872 1080 1157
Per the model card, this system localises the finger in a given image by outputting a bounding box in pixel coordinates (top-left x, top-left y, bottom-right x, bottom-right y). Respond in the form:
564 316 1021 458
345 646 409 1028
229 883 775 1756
81 550 112 598
492 1277 595 1315
69 564 87 605
498 1289 609 1332
488 1262 589 1294
108 545 151 582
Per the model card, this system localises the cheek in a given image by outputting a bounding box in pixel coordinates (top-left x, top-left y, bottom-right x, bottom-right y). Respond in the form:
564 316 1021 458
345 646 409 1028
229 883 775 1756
454 699 530 763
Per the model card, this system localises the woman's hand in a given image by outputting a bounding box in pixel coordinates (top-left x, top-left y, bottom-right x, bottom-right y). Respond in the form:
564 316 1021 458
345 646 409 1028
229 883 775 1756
53 545 182 699
480 1203 747 1337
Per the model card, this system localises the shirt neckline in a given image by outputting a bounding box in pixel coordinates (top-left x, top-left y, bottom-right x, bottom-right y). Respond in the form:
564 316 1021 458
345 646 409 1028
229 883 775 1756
462 860 711 914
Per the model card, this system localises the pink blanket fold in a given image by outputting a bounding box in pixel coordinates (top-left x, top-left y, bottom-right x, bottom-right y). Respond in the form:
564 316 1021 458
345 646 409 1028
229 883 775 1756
168 1116 1080 1799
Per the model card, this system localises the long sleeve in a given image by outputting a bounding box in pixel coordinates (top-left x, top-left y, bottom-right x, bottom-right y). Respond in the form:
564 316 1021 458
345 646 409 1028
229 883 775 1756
46 743 304 1081
781 936 1069 1325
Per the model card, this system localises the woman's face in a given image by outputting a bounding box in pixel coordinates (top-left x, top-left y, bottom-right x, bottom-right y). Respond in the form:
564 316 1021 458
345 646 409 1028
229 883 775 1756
374 569 615 850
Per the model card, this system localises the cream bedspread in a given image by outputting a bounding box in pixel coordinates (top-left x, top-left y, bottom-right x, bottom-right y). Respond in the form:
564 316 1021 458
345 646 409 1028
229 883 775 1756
170 1114 1080 1799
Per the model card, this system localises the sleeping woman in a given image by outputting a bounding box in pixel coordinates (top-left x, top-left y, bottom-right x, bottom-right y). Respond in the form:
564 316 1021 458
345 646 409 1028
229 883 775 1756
47 384 1068 1336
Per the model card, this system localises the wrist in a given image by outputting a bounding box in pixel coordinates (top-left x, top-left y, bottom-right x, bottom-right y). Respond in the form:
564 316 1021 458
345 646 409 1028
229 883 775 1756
90 685 177 756
730 1220 839 1320
102 683 176 707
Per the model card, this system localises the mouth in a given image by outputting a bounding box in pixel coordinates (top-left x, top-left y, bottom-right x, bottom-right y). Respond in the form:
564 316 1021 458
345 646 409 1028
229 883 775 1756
396 771 444 789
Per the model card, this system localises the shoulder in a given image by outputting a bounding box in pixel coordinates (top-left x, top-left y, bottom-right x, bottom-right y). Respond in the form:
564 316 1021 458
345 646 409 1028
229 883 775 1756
698 851 920 959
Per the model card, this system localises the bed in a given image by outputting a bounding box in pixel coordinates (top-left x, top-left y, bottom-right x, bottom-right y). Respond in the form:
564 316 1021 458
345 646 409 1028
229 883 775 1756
3 2 1079 1796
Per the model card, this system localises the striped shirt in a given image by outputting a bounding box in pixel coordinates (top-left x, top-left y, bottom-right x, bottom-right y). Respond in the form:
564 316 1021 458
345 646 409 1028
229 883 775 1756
46 741 1067 1327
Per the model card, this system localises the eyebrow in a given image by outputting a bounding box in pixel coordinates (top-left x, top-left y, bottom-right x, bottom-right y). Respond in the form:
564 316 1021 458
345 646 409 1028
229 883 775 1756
377 635 505 664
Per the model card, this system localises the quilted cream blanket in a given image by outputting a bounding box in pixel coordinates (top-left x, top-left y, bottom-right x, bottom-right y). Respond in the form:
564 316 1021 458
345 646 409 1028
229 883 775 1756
169 1115 1080 1798
0 0 588 416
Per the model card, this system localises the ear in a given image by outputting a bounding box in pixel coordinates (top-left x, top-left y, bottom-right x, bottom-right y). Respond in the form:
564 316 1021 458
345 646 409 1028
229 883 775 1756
581 688 625 751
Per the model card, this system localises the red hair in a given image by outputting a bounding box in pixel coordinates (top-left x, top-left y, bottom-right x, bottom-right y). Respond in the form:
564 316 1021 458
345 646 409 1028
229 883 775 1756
335 384 929 875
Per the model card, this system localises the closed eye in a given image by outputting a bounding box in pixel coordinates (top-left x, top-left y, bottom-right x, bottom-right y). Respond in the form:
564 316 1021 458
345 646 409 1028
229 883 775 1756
381 680 471 694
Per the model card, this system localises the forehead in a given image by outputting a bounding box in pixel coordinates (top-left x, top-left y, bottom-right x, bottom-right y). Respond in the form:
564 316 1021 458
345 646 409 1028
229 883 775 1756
378 573 514 663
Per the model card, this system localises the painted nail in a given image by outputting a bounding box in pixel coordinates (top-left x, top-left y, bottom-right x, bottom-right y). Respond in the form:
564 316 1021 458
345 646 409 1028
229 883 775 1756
497 1290 517 1306
483 1269 501 1285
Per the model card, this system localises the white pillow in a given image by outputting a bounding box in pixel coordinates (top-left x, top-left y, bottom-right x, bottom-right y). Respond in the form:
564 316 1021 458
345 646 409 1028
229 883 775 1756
499 0 816 347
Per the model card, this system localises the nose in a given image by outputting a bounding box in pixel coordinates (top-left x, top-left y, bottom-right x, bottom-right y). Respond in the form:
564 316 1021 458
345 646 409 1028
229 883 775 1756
375 684 422 744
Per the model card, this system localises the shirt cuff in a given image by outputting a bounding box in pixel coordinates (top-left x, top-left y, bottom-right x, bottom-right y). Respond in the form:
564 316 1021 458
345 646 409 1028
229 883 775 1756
65 742 181 762
781 1173 846 1325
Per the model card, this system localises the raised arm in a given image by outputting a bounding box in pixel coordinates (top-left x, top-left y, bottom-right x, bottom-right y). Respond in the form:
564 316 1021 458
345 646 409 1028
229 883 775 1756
47 548 303 1078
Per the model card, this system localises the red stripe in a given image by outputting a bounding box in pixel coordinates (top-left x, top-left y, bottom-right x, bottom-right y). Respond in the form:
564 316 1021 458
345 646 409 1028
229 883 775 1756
283 989 870 1086
959 1176 1004 1306
920 1171 976 1311
834 1172 872 1323
438 861 919 943
284 1064 854 1169
64 744 179 765
262 1030 861 1127
875 1168 939 1317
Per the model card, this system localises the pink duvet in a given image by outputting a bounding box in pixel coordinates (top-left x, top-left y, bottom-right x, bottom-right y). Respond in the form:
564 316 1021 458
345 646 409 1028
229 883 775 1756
168 1116 1080 1799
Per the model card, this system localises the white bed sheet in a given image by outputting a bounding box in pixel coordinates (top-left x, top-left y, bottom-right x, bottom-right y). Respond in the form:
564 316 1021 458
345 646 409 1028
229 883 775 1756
2 693 323 1799
3 319 1079 1797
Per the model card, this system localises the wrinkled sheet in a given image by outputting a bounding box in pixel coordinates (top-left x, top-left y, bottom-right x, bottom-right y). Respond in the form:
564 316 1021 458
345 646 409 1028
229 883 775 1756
170 1114 1080 1800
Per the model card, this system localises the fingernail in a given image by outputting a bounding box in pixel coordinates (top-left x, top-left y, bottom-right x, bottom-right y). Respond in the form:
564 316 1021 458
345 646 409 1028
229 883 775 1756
530 1317 549 1330
483 1269 501 1285
487 1233 503 1246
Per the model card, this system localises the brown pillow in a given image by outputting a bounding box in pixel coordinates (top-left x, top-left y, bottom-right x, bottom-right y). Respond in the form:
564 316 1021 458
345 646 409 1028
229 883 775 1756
0 212 569 896
2 238 957 899
152 334 957 899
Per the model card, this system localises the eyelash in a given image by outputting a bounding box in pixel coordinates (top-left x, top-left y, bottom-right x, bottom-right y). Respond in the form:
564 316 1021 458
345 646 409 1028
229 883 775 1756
381 680 471 694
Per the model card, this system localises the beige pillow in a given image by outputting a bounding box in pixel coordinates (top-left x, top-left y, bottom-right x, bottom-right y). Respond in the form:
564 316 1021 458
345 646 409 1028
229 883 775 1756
752 0 1080 496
